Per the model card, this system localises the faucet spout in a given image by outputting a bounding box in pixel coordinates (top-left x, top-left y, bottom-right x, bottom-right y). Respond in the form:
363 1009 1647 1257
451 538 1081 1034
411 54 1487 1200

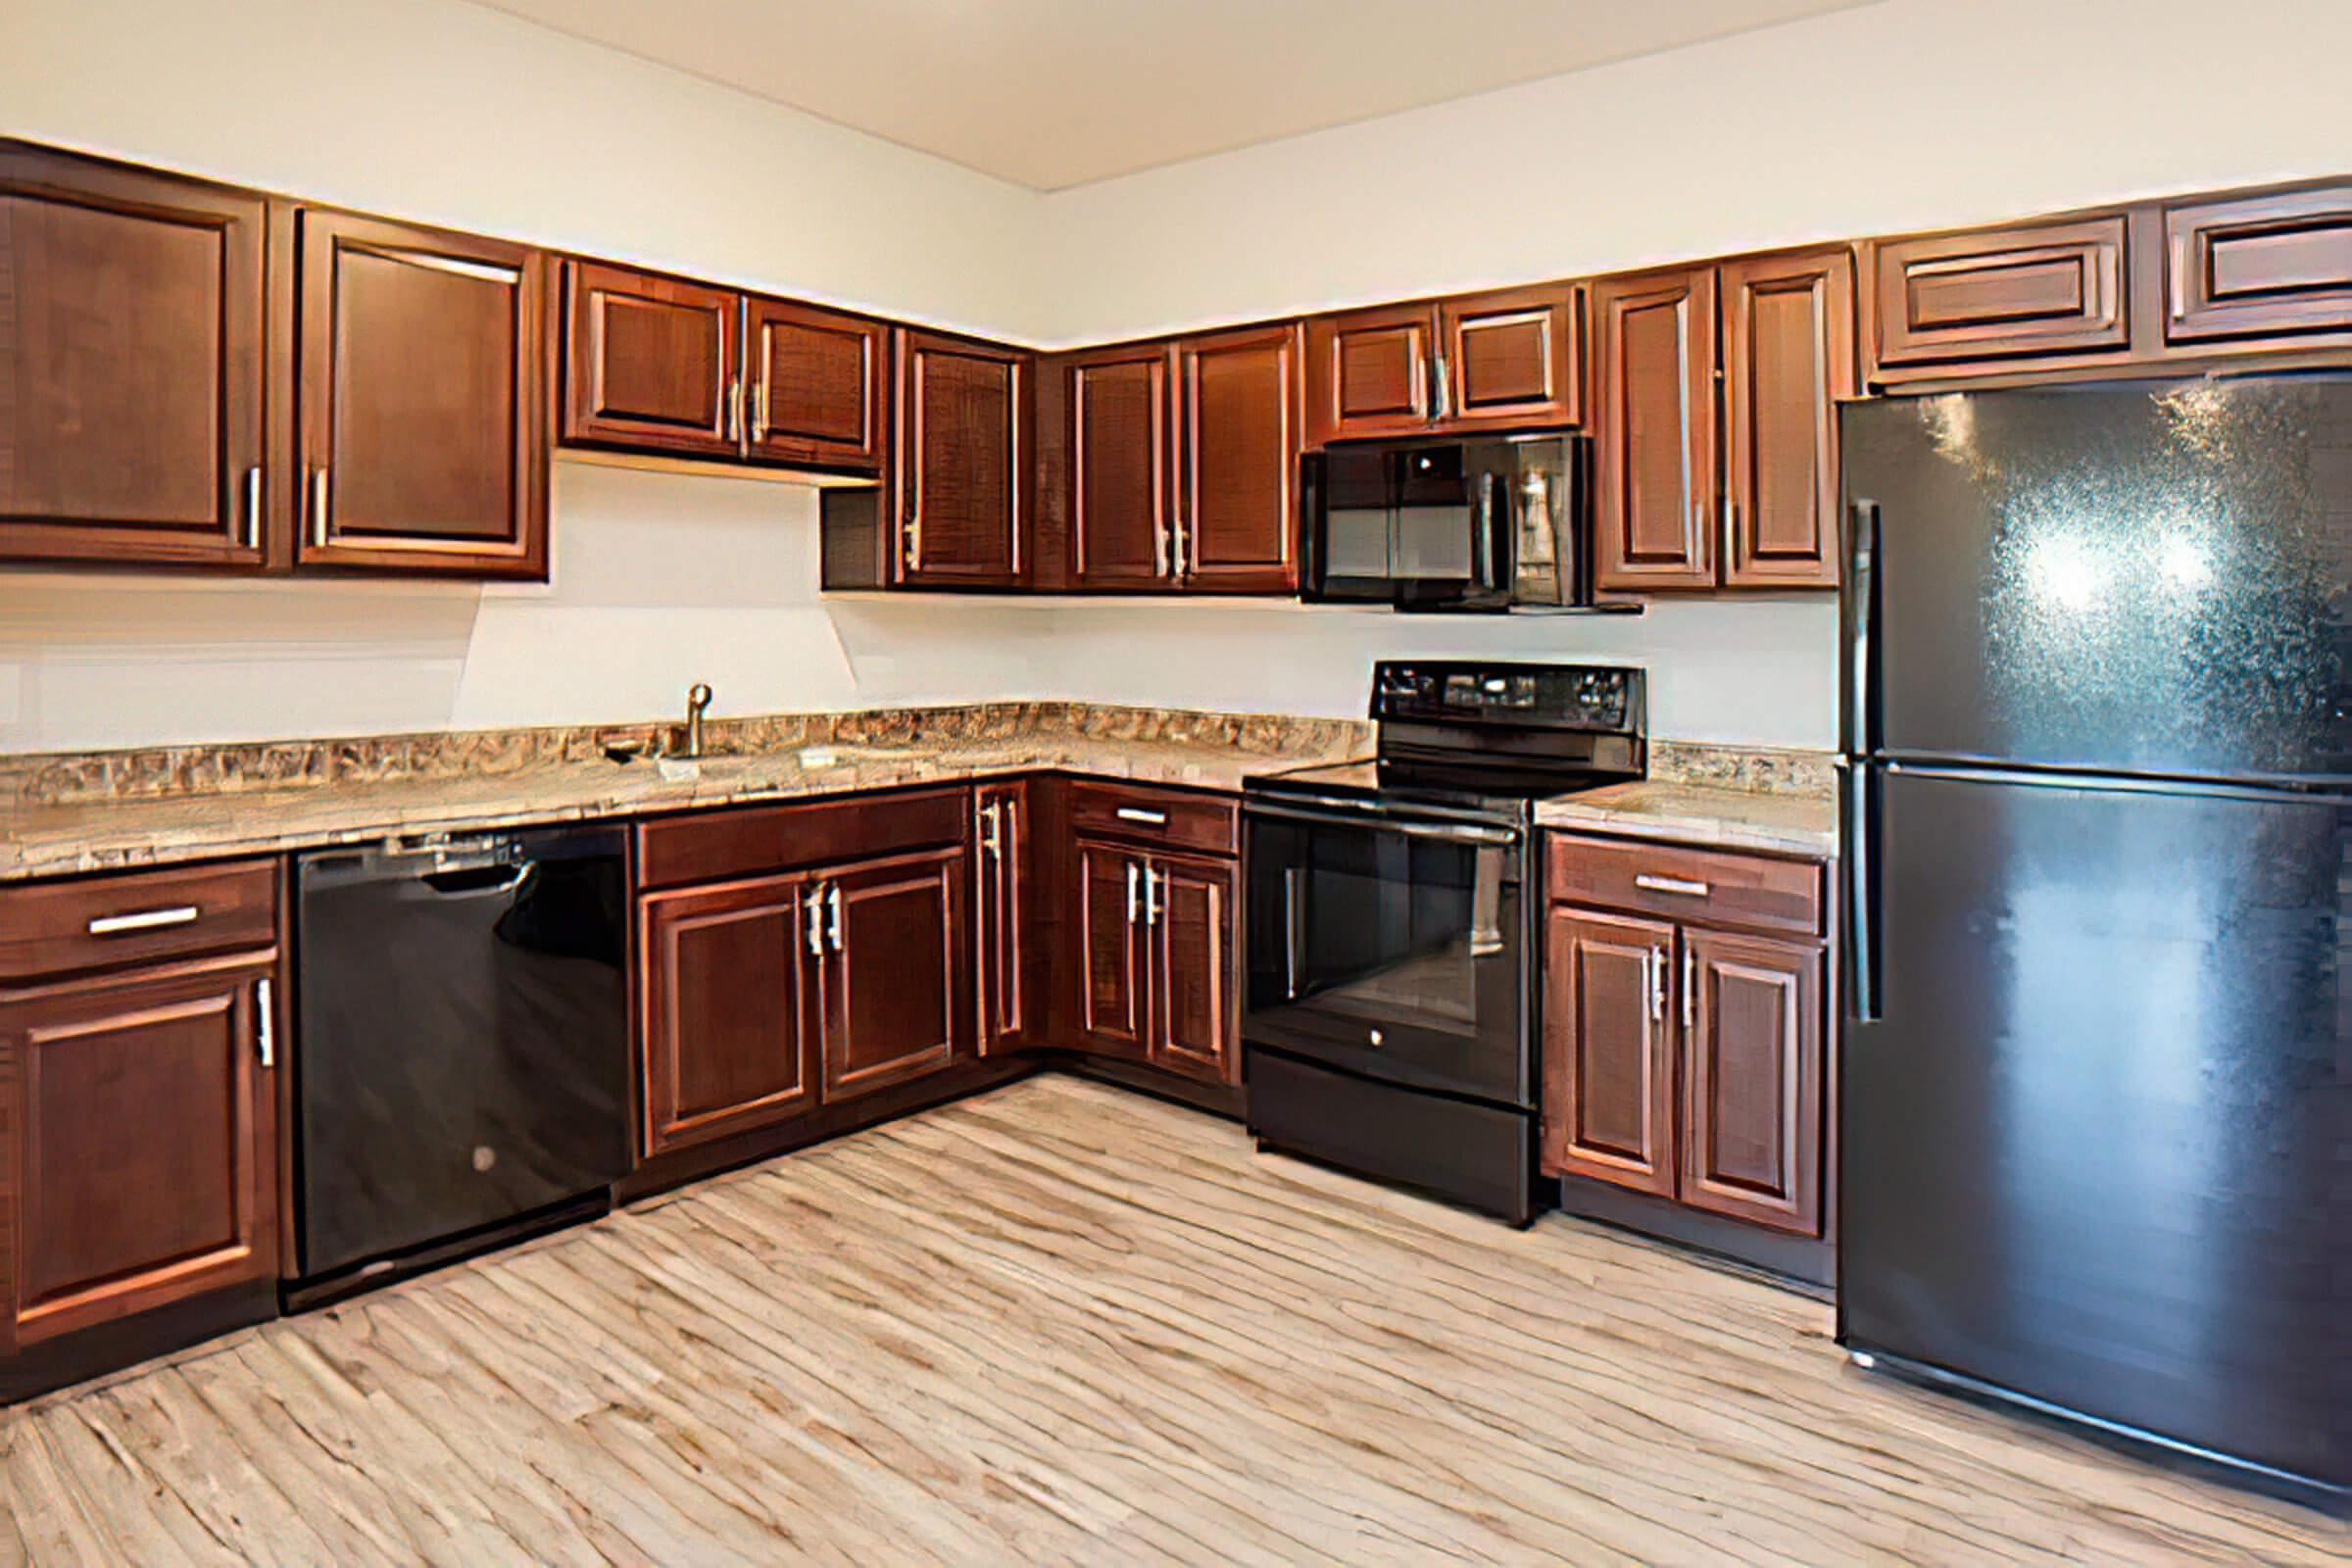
684 682 713 760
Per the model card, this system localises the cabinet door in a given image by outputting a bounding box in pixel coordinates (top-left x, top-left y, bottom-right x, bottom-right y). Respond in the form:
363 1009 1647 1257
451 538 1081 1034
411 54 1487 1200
1178 324 1300 594
0 959 279 1354
2162 185 2352 345
899 331 1028 587
562 262 741 459
1680 929 1823 1236
1303 303 1435 445
746 296 887 473
1542 908 1676 1196
1869 215 2130 370
1439 284 1583 429
298 211 550 577
1067 345 1174 589
1149 854 1237 1086
816 848 964 1102
1074 838 1150 1057
1592 268 1717 592
0 146 268 568
638 873 816 1158
973 781 1033 1054
1720 249 1854 590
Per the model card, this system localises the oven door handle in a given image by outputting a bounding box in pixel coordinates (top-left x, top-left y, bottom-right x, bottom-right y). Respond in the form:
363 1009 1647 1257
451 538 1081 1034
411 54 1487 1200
1245 799 1522 846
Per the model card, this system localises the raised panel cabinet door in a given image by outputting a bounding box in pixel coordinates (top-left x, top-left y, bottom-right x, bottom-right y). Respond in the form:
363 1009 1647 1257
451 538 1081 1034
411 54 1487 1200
298 210 550 577
1869 215 2130 371
1303 303 1435 445
815 848 965 1102
973 781 1032 1054
562 262 741 459
746 296 887 472
2163 185 2352 345
1592 268 1717 592
0 958 279 1354
1178 324 1300 594
1074 838 1150 1057
1679 928 1823 1236
899 331 1028 587
1067 345 1173 588
1148 854 1237 1086
1720 249 1854 590
1439 284 1584 429
637 873 816 1158
1542 907 1677 1196
0 145 269 568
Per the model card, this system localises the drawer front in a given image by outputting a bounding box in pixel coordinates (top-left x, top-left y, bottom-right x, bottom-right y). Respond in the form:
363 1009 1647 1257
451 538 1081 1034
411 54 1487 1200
1872 216 2130 368
1065 781 1238 857
1545 835 1823 939
0 859 280 983
2165 186 2352 344
636 787 968 890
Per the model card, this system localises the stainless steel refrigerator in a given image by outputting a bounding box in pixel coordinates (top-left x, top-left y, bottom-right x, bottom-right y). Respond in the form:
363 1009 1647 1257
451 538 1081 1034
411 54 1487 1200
1838 376 2352 1503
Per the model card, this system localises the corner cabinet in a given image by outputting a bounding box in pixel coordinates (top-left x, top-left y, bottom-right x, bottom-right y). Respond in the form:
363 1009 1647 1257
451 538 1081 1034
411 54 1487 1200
297 211 552 577
896 331 1032 588
1542 833 1832 1241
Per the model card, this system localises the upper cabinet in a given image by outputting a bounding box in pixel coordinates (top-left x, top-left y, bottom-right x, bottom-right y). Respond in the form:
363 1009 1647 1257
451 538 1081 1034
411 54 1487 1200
2159 185 2352 347
298 211 552 577
0 145 270 569
1306 285 1583 446
1868 215 2130 374
559 261 888 474
1065 343 1173 589
1592 249 1853 594
897 331 1031 588
1177 324 1301 593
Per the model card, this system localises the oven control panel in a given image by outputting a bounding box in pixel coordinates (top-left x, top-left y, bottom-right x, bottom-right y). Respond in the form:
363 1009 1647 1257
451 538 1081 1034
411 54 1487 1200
1372 661 1642 734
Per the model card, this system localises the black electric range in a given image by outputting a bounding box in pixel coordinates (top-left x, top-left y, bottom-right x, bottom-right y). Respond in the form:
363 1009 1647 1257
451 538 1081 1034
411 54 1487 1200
1240 661 1645 1224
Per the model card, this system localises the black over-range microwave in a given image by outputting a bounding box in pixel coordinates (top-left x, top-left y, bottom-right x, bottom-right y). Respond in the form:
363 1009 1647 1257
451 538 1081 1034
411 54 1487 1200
1299 432 1621 612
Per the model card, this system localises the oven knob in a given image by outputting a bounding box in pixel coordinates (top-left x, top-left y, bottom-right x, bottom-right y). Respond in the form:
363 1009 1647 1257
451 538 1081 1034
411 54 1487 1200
1368 1028 1385 1048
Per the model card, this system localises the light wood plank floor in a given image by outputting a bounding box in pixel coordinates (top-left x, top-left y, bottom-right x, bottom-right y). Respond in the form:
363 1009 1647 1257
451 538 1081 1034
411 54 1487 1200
2 1075 2342 1565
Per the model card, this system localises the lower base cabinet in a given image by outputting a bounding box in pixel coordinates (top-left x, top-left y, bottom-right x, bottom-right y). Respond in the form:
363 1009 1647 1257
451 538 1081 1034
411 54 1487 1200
817 848 963 1102
1068 811 1240 1087
1542 834 1831 1239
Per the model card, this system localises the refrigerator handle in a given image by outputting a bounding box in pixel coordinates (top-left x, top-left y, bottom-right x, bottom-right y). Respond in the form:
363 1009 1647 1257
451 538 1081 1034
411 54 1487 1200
1844 500 1880 758
1843 762 1881 1023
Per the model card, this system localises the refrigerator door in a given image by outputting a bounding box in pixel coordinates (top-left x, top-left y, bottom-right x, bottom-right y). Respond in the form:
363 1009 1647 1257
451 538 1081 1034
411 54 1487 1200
1841 763 2351 1492
1841 378 2352 781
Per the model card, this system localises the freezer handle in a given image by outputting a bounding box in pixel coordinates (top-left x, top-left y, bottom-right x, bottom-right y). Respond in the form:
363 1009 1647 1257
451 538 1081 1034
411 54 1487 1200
1844 500 1880 759
1843 762 1880 1023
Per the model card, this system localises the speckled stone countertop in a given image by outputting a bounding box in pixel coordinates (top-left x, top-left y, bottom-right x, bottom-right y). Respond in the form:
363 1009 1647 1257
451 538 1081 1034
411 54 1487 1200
1536 779 1838 859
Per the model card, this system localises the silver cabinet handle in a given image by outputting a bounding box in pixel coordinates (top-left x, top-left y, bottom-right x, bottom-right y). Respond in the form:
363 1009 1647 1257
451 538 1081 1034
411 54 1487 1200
1635 874 1711 898
1724 498 1740 571
243 466 263 550
805 885 825 957
726 375 744 444
1648 949 1666 1022
1125 861 1140 924
87 906 200 936
310 467 330 548
1432 354 1452 421
978 800 1003 859
827 883 844 953
752 377 769 442
1114 807 1168 827
255 977 275 1069
1145 865 1162 927
1681 944 1695 1031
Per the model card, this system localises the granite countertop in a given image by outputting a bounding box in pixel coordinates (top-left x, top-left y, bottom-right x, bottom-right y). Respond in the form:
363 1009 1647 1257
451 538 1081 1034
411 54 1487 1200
1 732 1365 883
1536 780 1838 858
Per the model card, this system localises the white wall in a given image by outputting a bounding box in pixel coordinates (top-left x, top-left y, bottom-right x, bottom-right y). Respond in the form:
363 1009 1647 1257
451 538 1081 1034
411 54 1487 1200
10 0 2351 756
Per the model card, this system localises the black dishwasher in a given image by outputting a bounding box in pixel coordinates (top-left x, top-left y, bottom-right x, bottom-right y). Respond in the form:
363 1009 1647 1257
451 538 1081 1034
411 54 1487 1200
290 824 631 1306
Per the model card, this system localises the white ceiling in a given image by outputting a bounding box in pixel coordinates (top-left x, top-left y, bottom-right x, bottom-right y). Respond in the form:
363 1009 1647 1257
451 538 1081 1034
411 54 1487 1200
470 0 1876 191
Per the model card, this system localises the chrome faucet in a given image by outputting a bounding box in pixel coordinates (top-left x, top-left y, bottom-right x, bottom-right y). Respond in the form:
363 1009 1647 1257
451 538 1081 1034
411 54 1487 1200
683 682 713 760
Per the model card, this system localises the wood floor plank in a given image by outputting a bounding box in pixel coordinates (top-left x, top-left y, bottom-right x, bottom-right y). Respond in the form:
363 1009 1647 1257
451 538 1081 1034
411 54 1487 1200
1 1075 2342 1565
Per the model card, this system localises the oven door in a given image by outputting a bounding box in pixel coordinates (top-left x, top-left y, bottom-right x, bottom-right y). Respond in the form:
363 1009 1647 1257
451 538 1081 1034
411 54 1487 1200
1243 797 1528 1105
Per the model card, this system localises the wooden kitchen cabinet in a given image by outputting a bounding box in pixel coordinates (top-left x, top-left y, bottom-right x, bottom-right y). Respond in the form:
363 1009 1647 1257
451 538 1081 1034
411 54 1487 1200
1066 344 1174 589
1867 215 2131 376
1075 838 1152 1056
561 262 741 459
1305 302 1439 444
897 330 1031 587
0 143 270 569
972 781 1033 1054
1178 324 1301 593
1543 834 1831 1241
746 296 889 472
297 210 552 577
814 847 965 1102
1147 852 1238 1085
1307 286 1581 446
2160 184 2352 346
1593 250 1851 593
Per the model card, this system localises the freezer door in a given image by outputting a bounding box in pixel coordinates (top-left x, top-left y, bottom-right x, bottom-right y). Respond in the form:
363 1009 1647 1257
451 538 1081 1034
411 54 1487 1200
1841 379 2352 780
1840 764 2351 1490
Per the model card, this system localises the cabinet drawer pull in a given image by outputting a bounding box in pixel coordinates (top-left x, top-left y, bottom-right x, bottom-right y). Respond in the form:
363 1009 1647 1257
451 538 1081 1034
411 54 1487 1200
1634 874 1711 898
87 906 201 936
1114 807 1168 826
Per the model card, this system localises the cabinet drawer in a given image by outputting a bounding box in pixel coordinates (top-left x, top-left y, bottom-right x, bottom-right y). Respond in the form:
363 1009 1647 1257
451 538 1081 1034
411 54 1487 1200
1545 835 1823 938
0 859 279 983
2164 186 2352 344
636 787 968 890
1871 216 2130 368
1066 781 1238 857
